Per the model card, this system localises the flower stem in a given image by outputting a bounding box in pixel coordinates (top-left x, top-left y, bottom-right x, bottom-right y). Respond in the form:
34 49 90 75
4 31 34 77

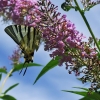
0 68 14 95
74 0 100 51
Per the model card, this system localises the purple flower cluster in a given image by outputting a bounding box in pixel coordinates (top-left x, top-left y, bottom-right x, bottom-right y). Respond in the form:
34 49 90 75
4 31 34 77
0 0 41 25
1 0 100 89
0 0 7 11
9 47 21 65
81 0 100 11
37 0 97 67
10 0 41 25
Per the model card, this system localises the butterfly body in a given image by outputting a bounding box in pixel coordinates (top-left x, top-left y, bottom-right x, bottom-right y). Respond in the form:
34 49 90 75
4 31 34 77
5 25 41 75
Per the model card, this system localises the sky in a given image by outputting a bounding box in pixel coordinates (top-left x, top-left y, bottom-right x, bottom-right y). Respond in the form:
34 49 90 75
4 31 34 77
0 0 100 100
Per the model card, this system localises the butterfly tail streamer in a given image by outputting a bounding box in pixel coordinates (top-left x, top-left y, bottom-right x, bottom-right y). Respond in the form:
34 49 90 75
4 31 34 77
23 67 27 76
19 62 26 75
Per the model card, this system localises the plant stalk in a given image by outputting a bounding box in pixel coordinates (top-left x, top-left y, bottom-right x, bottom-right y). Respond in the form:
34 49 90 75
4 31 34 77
74 0 100 51
0 68 14 95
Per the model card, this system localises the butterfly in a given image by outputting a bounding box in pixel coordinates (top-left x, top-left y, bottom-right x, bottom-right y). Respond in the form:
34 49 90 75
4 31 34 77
5 25 41 75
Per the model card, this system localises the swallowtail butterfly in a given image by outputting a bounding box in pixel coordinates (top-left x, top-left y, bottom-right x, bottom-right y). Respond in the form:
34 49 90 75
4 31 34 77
5 25 41 75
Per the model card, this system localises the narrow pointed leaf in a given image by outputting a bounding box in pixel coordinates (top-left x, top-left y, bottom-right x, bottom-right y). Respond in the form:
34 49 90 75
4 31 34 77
88 92 100 100
0 68 7 74
4 83 19 94
62 90 100 100
62 90 87 96
13 63 42 72
0 95 16 100
80 92 100 100
79 96 92 100
0 74 2 81
73 87 89 91
34 56 60 84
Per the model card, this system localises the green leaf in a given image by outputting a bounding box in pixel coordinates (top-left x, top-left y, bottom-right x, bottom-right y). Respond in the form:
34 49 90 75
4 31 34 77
73 87 89 91
79 96 93 100
62 89 100 100
61 2 75 11
0 74 2 81
0 95 16 100
0 68 7 74
97 52 100 60
88 92 100 100
33 56 60 84
97 40 100 45
4 83 19 94
62 90 87 96
80 92 100 100
61 2 71 11
13 63 42 72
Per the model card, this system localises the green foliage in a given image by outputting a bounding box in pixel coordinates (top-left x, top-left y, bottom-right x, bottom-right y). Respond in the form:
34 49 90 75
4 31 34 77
4 83 19 94
97 52 100 60
0 79 19 100
61 0 99 13
79 92 100 100
61 2 76 11
97 40 100 46
34 56 60 84
0 82 18 100
13 63 43 72
0 74 2 81
0 68 7 74
0 67 19 100
62 87 100 100
0 95 16 100
73 87 89 91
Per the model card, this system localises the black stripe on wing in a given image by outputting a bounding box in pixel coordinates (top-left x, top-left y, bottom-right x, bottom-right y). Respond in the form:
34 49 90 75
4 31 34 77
27 26 31 47
34 29 41 51
4 25 20 44
18 25 25 43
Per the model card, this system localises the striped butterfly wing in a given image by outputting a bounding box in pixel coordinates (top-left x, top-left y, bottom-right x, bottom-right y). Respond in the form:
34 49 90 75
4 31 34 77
5 25 41 75
19 25 41 62
4 25 21 44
